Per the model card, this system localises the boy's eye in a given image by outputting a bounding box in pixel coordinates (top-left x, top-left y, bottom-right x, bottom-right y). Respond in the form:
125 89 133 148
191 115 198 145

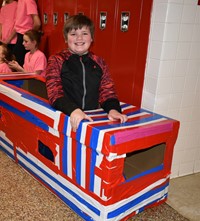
83 32 88 35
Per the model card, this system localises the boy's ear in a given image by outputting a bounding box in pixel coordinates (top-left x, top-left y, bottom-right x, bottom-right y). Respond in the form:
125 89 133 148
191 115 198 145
63 35 67 43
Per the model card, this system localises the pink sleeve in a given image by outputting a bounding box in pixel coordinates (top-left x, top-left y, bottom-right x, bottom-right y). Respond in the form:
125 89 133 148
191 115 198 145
0 63 12 73
23 53 29 70
33 52 47 71
0 9 3 23
26 0 38 15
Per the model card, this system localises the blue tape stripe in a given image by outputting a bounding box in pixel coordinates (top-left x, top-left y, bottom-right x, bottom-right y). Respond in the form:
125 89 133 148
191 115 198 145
97 114 164 131
89 128 99 150
0 101 49 131
0 137 14 150
76 121 82 142
62 117 69 176
110 135 115 145
17 159 95 221
76 142 82 185
62 115 69 134
0 146 15 160
0 138 15 159
16 149 100 216
140 108 172 120
2 82 55 110
89 150 97 192
125 164 164 182
89 114 165 150
107 182 169 218
62 136 68 176
21 92 53 109
53 187 94 221
121 103 132 109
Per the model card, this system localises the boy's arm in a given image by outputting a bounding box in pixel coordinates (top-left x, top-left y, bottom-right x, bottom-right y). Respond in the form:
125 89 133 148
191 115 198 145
45 54 79 115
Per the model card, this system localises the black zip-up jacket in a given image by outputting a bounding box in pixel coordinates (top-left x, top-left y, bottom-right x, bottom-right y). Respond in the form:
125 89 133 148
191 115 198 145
45 50 121 115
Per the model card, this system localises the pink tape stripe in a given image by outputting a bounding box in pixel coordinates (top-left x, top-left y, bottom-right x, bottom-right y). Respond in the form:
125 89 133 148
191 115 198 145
114 122 173 145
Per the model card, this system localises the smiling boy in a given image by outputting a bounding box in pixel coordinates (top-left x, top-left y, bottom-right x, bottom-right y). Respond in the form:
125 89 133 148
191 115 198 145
45 14 127 132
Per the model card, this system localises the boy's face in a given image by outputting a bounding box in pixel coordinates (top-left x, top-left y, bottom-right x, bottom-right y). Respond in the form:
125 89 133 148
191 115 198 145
67 26 92 55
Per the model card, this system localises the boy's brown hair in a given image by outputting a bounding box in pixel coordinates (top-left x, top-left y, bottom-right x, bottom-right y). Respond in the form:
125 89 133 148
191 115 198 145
63 14 95 41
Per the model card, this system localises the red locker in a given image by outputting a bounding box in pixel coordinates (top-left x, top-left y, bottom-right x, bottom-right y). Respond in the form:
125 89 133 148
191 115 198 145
91 0 117 66
109 0 153 106
48 0 95 56
75 0 95 17
38 0 54 58
48 1 71 55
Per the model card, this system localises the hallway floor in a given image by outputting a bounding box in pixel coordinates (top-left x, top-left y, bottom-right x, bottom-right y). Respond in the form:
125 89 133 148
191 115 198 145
0 150 198 221
167 172 200 221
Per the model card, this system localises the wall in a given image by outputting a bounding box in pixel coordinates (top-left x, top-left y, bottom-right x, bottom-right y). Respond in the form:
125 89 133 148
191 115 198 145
142 0 200 178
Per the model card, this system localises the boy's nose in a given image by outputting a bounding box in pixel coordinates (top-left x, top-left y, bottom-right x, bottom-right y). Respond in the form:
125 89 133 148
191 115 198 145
76 34 83 40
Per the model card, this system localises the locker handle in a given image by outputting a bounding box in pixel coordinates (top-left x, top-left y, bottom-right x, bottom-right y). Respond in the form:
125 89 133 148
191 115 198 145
121 12 130 32
53 12 58 25
43 13 48 25
64 12 69 22
100 12 107 30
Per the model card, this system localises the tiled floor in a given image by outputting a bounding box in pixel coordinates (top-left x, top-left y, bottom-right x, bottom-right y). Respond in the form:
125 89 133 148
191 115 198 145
167 173 200 221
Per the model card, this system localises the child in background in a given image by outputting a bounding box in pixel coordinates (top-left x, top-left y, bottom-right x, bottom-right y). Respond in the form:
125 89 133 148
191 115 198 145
0 0 17 53
45 14 127 132
8 29 47 75
0 42 14 72
11 0 41 66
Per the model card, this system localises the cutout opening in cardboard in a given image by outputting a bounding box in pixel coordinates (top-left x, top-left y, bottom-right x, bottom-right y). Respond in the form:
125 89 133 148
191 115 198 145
5 78 48 100
38 140 54 162
124 143 166 180
21 79 48 99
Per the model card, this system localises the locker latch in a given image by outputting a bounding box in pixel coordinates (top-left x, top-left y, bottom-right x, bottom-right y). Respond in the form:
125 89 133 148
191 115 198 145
43 13 48 25
100 12 107 30
64 13 69 22
121 12 130 32
53 12 58 25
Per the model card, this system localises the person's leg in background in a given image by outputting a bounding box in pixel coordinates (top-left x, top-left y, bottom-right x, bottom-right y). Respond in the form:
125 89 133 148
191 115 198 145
13 33 28 66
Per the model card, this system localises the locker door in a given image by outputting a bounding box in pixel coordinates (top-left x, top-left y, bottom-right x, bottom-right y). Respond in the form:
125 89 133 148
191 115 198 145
110 0 153 106
92 0 117 66
75 0 95 18
48 1 72 55
38 0 53 58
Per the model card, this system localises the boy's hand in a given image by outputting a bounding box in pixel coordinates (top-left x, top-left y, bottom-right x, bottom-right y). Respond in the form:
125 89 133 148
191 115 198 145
108 109 128 123
70 108 93 132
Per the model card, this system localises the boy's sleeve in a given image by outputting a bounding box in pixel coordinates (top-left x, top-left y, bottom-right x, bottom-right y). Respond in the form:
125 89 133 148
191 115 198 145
45 54 79 115
101 98 121 113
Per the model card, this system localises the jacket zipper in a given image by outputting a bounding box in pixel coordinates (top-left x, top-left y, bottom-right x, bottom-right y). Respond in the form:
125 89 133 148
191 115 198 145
80 57 86 109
